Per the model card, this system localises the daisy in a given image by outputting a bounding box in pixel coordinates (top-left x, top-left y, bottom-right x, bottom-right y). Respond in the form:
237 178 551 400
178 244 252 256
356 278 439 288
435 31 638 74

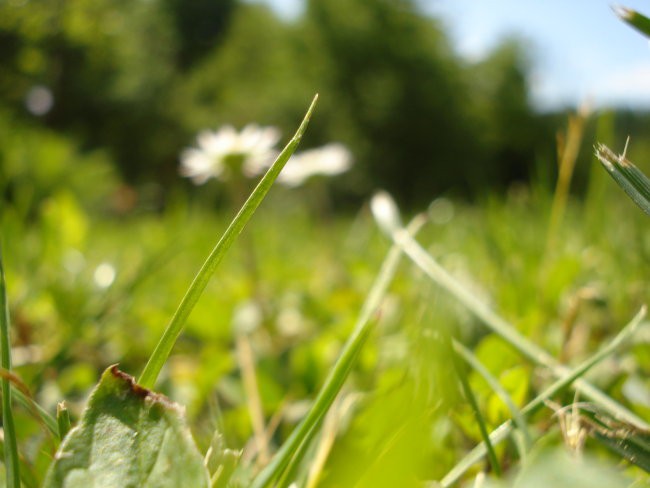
275 143 353 187
180 124 281 185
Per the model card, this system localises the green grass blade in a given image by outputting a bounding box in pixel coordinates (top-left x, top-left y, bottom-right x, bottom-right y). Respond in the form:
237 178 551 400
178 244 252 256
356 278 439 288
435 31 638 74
613 6 650 39
12 387 59 438
0 246 20 488
451 342 502 477
250 215 428 488
438 307 646 487
593 427 650 473
595 143 650 217
56 402 71 440
139 95 319 389
0 370 59 438
453 340 532 452
387 220 649 430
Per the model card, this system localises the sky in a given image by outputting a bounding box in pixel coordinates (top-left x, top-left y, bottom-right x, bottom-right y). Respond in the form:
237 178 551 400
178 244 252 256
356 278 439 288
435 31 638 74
261 0 650 110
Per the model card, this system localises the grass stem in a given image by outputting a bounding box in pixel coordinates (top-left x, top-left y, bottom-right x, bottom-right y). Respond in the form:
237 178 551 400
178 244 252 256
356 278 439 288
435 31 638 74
0 246 20 487
139 95 318 389
250 215 427 488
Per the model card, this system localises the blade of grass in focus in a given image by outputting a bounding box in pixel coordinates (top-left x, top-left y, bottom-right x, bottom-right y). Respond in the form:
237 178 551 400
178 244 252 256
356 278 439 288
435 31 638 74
139 95 319 389
595 143 650 217
438 306 646 487
250 214 428 488
614 6 650 38
0 246 20 488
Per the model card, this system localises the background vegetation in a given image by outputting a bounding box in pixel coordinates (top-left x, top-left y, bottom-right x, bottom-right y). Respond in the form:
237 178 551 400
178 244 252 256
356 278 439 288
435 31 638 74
0 0 597 205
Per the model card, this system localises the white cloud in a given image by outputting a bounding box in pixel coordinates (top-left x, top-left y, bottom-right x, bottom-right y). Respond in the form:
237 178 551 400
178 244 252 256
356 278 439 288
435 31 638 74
589 61 650 108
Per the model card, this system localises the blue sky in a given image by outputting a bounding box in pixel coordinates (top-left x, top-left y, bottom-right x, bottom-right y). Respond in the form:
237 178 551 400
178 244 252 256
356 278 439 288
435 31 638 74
261 0 650 110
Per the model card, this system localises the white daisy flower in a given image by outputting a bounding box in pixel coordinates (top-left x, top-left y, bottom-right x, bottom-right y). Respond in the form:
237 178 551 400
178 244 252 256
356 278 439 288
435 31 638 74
275 143 353 187
180 124 281 185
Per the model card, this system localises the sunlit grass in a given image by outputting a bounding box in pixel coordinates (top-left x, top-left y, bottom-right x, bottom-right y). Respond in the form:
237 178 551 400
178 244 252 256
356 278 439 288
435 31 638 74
1 134 649 486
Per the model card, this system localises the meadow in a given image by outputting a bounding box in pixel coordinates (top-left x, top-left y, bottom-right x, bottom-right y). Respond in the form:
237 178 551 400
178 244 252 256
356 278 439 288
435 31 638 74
0 98 649 487
2 2 650 487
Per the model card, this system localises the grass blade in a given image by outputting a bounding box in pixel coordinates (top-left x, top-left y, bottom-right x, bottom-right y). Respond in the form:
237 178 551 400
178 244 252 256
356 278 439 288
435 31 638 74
0 246 20 488
453 340 532 452
438 306 646 487
451 342 502 477
593 426 650 473
0 369 59 438
250 214 428 488
613 6 650 39
595 143 650 217
56 402 71 440
139 95 319 389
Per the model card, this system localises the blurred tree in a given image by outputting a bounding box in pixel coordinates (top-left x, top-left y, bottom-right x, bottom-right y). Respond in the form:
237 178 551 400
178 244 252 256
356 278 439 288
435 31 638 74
161 0 237 70
467 38 551 189
302 0 483 205
171 3 316 135
0 0 181 184
0 0 563 206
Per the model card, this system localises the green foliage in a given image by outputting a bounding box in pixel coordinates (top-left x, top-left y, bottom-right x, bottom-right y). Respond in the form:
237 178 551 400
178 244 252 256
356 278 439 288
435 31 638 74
0 0 559 203
1 2 650 485
0 174 648 485
43 366 209 488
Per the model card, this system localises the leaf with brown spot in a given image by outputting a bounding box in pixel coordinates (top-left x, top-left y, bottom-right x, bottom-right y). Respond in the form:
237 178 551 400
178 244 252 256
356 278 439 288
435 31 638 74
43 365 209 488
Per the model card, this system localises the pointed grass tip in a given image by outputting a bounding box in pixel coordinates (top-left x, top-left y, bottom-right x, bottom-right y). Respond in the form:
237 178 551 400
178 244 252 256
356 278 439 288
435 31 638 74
370 191 402 235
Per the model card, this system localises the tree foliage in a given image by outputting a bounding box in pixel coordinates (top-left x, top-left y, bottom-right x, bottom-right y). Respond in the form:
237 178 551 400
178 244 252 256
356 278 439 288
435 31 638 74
0 0 557 205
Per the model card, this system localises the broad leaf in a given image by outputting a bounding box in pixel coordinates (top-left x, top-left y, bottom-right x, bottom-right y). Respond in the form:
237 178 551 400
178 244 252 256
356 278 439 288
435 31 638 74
43 366 209 488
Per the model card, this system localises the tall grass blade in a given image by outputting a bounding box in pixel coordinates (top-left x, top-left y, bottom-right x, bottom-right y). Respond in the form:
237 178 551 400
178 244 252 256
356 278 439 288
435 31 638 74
139 95 319 389
0 246 20 488
451 343 502 476
593 426 650 473
250 215 427 488
12 387 58 438
438 306 646 487
453 340 532 452
595 143 650 217
56 402 71 440
613 6 650 39
547 105 589 252
0 367 59 438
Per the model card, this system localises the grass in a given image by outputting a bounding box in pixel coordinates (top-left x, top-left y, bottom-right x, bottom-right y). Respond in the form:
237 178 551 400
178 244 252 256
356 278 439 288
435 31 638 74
0 109 649 485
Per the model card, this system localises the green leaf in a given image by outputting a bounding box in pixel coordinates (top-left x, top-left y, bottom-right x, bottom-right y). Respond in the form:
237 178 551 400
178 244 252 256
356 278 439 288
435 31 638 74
595 143 650 217
614 6 650 39
43 366 209 488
